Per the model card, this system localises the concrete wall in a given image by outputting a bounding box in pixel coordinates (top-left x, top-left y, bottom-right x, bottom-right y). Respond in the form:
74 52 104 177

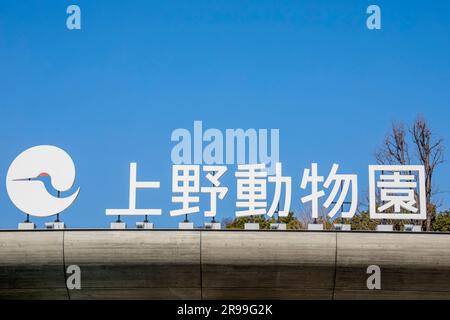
0 230 449 299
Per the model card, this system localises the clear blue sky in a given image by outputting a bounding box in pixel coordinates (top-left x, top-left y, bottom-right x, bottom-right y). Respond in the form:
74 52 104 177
0 1 449 228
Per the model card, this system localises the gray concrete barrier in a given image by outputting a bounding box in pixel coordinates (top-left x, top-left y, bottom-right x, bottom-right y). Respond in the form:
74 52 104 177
64 230 201 300
0 230 449 299
201 231 336 299
334 232 450 299
0 231 67 299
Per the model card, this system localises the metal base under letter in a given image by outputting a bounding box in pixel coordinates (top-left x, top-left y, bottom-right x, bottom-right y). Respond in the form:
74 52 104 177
111 222 127 229
376 224 394 232
179 222 194 230
308 223 324 231
244 223 260 230
204 222 221 230
270 223 287 230
334 223 351 231
18 222 36 230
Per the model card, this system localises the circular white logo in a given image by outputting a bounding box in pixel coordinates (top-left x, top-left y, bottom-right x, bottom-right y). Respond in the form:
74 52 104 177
6 145 80 217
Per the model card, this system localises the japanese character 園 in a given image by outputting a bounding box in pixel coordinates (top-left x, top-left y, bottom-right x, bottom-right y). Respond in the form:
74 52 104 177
369 165 426 220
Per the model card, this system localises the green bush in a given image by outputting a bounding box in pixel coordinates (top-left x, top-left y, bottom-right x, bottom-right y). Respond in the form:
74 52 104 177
432 212 450 232
225 212 303 230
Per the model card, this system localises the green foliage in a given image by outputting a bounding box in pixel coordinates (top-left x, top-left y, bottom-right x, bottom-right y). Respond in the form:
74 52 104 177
315 216 333 230
432 211 450 232
335 212 378 231
334 212 423 231
225 215 269 229
225 212 304 230
268 212 304 230
224 210 450 232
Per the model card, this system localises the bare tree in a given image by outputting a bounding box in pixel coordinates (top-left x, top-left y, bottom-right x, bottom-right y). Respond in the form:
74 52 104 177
375 117 444 231
375 122 410 165
410 115 445 231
